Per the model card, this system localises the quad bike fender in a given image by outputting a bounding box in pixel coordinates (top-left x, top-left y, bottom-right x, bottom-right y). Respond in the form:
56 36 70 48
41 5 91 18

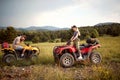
89 44 101 52
87 44 101 58
1 48 15 55
32 47 39 51
23 46 39 51
24 46 32 50
91 44 101 49
58 47 78 61
59 46 76 54
2 48 17 59
1 48 15 51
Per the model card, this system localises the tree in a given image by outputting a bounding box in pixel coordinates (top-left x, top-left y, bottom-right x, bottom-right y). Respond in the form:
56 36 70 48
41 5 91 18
0 26 17 43
32 35 40 43
90 29 99 38
5 26 17 43
0 29 6 43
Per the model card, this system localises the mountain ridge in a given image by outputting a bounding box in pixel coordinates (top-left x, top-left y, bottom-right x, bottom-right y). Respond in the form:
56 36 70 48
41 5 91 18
94 22 120 26
0 22 120 31
0 26 70 31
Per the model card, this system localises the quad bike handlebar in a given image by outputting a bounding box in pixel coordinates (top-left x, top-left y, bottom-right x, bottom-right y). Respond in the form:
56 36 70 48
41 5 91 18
66 40 71 45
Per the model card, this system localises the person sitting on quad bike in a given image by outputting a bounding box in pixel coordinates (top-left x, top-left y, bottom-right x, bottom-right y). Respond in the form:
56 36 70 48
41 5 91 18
12 35 26 57
70 25 83 60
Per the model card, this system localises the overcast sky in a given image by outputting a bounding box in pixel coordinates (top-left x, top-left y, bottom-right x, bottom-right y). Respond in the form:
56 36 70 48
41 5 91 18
0 0 120 28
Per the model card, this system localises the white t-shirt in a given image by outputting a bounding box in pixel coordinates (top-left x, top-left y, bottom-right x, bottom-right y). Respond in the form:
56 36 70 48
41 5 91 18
12 36 21 49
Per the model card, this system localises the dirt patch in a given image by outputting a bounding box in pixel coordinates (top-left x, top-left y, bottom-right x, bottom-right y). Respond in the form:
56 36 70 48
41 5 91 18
0 66 32 80
0 63 120 80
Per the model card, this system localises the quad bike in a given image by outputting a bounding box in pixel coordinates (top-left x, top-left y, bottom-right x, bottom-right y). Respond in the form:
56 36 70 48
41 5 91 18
53 38 102 67
1 43 40 65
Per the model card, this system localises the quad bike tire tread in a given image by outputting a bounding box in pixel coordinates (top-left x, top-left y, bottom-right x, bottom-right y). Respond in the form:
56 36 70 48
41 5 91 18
60 53 75 68
2 54 17 65
90 52 102 64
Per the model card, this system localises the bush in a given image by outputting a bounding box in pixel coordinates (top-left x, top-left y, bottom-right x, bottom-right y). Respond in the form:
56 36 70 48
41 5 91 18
90 29 99 38
54 39 61 43
32 36 40 43
0 26 17 43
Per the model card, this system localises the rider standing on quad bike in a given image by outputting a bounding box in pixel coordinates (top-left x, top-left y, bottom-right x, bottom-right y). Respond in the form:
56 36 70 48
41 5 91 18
70 25 83 60
12 35 26 57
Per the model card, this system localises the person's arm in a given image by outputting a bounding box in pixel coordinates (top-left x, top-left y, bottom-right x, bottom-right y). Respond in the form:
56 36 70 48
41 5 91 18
15 38 20 45
70 36 74 41
72 33 78 41
70 32 79 41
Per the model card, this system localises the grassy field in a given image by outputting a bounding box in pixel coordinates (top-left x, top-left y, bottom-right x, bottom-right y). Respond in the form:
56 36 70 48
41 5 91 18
0 36 120 80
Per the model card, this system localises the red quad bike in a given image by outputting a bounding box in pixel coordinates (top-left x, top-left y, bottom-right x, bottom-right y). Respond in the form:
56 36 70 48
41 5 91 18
53 38 102 67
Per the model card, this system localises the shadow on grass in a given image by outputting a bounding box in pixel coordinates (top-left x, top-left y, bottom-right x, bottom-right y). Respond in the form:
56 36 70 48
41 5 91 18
0 52 120 69
0 54 55 67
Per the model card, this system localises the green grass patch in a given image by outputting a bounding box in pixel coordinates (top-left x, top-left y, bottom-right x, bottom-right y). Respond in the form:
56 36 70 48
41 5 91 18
0 36 120 80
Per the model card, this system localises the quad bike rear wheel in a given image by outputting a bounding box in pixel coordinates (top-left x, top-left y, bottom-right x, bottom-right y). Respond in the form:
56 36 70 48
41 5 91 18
60 53 75 68
90 52 102 64
2 54 17 65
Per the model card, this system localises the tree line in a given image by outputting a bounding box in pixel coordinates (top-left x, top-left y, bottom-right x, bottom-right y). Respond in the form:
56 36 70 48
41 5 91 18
0 23 120 43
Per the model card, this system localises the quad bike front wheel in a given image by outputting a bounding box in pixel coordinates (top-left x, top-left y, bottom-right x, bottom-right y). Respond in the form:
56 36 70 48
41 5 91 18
30 54 38 64
2 54 17 65
90 52 102 64
32 46 40 55
60 53 75 68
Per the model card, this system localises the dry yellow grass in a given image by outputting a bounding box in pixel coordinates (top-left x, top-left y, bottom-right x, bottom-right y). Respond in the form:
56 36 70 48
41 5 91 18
0 36 120 80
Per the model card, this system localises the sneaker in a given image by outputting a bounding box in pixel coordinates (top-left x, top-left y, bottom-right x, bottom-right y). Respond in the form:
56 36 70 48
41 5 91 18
21 54 24 57
78 56 83 60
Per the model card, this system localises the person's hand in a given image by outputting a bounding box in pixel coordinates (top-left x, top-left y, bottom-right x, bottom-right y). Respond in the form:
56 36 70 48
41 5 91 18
70 39 73 42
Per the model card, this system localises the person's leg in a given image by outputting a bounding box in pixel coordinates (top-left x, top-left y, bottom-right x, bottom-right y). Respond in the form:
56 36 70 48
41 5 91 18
75 41 83 60
15 46 23 51
16 46 25 57
21 48 26 57
76 42 81 56
73 40 80 55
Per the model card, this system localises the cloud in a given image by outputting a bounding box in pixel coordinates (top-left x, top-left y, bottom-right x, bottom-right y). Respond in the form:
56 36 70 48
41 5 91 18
72 0 120 14
0 0 120 27
0 0 73 16
71 0 120 23
0 0 74 27
25 5 102 27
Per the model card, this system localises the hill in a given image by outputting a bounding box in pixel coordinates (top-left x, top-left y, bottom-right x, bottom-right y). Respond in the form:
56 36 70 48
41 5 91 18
94 22 120 26
25 26 61 31
0 26 69 31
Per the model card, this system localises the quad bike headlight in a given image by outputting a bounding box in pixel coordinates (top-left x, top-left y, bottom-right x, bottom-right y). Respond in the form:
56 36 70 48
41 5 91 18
53 46 58 50
53 46 60 53
56 49 60 54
